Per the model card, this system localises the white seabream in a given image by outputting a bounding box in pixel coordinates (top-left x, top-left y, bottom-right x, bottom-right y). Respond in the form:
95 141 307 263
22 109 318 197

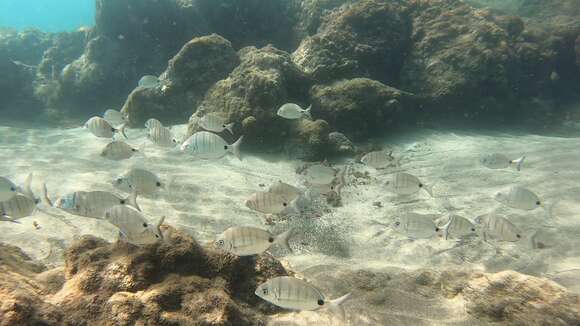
214 227 293 256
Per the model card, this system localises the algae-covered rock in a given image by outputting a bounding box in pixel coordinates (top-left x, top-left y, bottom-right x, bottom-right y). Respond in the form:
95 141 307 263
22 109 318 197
122 34 239 126
311 78 416 140
292 0 412 85
187 45 312 153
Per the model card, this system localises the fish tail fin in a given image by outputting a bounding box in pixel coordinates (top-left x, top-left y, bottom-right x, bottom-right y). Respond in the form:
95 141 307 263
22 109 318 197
327 293 351 320
19 173 35 200
512 155 526 171
303 105 312 120
230 135 244 161
42 182 53 207
118 123 128 139
275 228 294 253
423 183 434 197
155 216 165 240
225 122 235 135
545 198 560 219
126 191 140 211
0 214 20 224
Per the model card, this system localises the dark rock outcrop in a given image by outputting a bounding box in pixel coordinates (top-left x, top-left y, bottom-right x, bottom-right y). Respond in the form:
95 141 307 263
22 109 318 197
122 34 239 126
0 226 290 325
187 45 313 153
292 0 412 85
310 78 416 140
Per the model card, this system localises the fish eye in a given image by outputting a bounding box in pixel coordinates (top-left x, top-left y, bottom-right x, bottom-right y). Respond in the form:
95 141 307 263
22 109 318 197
218 239 225 245
155 234 160 238
418 183 423 188
116 178 123 184
268 237 274 243
262 288 269 295
471 228 476 232
394 221 400 226
132 148 137 152
9 186 16 192
111 128 115 132
156 182 162 187
223 145 228 150
516 234 521 238
120 200 126 204
435 227 440 232
283 202 288 207
317 299 325 306
536 201 541 206
142 222 148 228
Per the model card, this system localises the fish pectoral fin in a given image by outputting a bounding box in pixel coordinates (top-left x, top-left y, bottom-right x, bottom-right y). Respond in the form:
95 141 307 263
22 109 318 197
327 293 351 320
0 214 20 223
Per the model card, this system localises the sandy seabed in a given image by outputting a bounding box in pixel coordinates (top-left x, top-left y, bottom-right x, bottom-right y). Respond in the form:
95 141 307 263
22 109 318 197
1 122 580 324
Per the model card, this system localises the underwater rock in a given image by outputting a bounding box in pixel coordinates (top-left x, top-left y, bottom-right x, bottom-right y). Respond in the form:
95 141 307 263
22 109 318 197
122 34 239 126
187 45 314 154
463 271 580 324
292 0 411 85
1 227 291 325
0 28 54 66
290 0 353 38
328 131 356 155
310 78 416 140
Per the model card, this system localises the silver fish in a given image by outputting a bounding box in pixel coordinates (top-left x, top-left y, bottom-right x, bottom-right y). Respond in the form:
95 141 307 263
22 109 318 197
144 118 163 130
138 75 161 88
84 116 127 139
302 164 336 185
268 180 302 202
0 176 18 202
361 150 397 169
103 109 126 127
475 213 522 242
148 126 177 147
214 227 293 256
385 172 433 197
0 194 37 221
255 276 350 319
199 113 234 134
101 141 138 160
494 186 542 211
114 168 163 196
392 213 439 239
104 205 164 245
46 185 140 219
181 131 243 160
277 103 312 120
440 215 478 240
481 153 525 171
245 192 296 214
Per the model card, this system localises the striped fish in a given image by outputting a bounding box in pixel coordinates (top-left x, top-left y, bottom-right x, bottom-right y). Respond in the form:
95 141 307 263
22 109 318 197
199 113 234 134
475 213 522 242
440 215 478 240
255 276 351 319
144 118 163 130
45 184 140 219
0 194 37 222
147 126 176 147
392 212 439 239
180 131 243 160
103 109 126 127
302 164 336 185
267 181 302 202
84 116 127 139
104 205 164 245
215 227 293 256
245 191 296 214
114 168 163 196
0 176 18 202
494 186 541 211
101 140 138 160
481 153 525 171
361 150 396 169
385 172 433 197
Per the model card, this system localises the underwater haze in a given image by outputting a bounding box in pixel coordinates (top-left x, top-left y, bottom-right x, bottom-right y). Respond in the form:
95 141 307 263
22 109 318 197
1 0 580 325
0 0 94 32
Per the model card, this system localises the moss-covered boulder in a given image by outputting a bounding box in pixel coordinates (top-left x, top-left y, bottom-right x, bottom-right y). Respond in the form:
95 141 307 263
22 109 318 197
311 78 416 140
292 0 412 85
122 34 239 126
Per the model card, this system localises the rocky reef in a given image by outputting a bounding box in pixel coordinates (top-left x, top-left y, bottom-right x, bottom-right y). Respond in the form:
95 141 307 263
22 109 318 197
0 227 289 325
2 235 579 325
0 0 579 153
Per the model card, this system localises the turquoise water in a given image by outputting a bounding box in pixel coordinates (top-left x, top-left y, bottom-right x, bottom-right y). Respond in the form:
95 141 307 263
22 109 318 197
0 0 94 32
